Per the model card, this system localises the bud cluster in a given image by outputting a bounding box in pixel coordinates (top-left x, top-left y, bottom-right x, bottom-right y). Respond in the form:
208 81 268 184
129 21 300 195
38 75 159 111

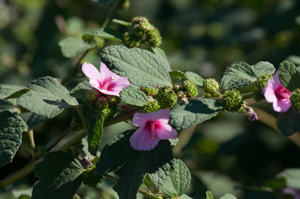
85 88 120 109
222 89 245 112
143 97 160 113
123 32 141 48
290 89 300 110
203 78 219 97
182 80 198 97
253 74 272 102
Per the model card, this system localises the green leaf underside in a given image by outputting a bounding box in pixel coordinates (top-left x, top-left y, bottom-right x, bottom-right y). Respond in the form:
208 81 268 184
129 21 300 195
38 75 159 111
112 19 133 26
70 80 92 100
32 151 83 199
58 37 96 58
279 60 300 91
169 70 187 79
17 76 78 118
206 191 214 199
95 130 174 199
82 28 123 42
180 194 193 199
220 194 237 199
0 85 29 99
220 61 275 90
120 85 148 107
152 47 168 61
0 111 27 167
169 98 222 131
277 108 300 136
19 112 45 130
151 159 191 197
88 111 103 156
185 71 204 86
100 46 172 88
278 168 300 189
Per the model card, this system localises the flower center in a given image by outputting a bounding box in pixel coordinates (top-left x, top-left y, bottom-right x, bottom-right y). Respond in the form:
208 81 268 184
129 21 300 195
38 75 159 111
275 85 291 101
102 75 115 90
145 121 159 140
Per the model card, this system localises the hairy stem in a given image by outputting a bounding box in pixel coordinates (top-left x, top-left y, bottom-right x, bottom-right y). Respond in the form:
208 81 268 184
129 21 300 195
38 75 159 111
101 0 121 28
27 130 35 150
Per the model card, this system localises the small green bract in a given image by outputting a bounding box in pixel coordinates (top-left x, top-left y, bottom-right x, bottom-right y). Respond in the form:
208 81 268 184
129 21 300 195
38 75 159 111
290 89 300 110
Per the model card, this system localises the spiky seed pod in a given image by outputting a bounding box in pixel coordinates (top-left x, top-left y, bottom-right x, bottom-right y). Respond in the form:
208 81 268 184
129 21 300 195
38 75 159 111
143 87 159 96
182 80 198 97
290 89 300 110
82 165 103 188
256 74 273 92
143 98 160 113
203 78 219 94
222 89 244 112
156 87 177 109
123 32 141 48
147 27 162 47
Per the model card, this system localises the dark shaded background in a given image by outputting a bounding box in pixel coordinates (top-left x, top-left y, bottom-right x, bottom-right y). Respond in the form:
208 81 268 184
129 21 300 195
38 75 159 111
1 0 300 198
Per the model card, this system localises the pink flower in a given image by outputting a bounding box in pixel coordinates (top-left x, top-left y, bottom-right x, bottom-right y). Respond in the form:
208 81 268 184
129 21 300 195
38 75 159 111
263 70 292 112
82 62 130 97
130 109 177 151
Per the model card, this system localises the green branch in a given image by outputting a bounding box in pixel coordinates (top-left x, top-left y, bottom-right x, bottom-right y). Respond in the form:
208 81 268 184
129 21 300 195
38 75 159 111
101 0 121 28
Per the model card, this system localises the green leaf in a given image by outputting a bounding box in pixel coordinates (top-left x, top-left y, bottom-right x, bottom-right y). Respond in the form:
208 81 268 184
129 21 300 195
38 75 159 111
277 168 300 189
100 46 172 88
169 70 187 79
220 61 275 90
287 55 300 65
32 151 83 199
0 111 27 167
206 191 214 199
169 138 179 146
185 71 204 86
180 194 193 199
95 130 174 199
82 28 123 42
153 159 191 197
120 85 148 106
88 111 103 156
143 174 159 194
19 112 45 130
169 98 222 131
152 47 168 61
70 80 92 100
17 76 78 118
276 107 300 136
220 194 237 199
0 85 29 100
58 37 96 58
112 19 133 26
279 60 300 91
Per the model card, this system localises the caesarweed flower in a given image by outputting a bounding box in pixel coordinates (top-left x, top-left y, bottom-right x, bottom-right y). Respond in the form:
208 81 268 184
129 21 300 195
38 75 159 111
82 62 130 97
130 109 177 151
263 70 292 112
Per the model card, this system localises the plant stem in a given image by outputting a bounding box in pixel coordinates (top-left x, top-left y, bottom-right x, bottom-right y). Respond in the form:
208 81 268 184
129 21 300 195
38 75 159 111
27 130 35 150
47 126 73 151
76 106 88 129
101 0 121 28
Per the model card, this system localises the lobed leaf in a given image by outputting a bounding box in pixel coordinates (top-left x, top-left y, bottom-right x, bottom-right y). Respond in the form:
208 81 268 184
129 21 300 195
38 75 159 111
82 28 123 42
32 151 83 199
69 80 92 100
279 60 300 91
220 61 275 90
58 37 96 58
100 45 172 88
0 111 27 167
0 85 29 100
169 98 222 131
185 71 204 86
120 85 148 107
95 130 174 199
17 76 78 118
276 107 300 136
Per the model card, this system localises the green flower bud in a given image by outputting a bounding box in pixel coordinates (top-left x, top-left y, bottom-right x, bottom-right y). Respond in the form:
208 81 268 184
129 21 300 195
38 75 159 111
123 32 141 48
253 88 265 102
176 91 184 101
203 78 219 94
107 95 120 104
182 80 198 97
156 87 177 109
33 146 47 159
173 85 181 93
222 89 244 112
144 98 160 113
256 74 272 92
92 37 105 48
82 165 102 188
290 89 300 110
70 142 83 155
143 87 159 96
147 27 162 47
95 96 109 109
86 88 99 102
117 0 130 10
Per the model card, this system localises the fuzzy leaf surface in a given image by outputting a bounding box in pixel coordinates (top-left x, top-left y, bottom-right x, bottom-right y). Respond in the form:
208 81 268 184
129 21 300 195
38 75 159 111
70 80 92 100
32 151 83 199
152 47 168 61
279 60 300 91
59 37 96 58
169 98 222 131
120 85 148 107
82 28 123 42
276 107 300 136
88 111 103 156
169 70 187 79
19 112 45 130
100 46 172 87
0 85 29 99
95 130 174 199
220 194 237 199
180 194 193 199
0 111 27 167
185 71 204 86
18 77 78 118
152 159 191 197
220 61 275 90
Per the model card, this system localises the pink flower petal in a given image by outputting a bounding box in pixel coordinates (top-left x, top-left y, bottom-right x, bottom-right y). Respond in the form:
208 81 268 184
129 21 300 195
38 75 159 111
272 70 282 89
132 112 155 127
82 62 101 84
273 98 291 112
99 62 114 84
152 109 172 123
138 129 160 151
263 79 276 103
156 124 177 140
130 128 144 150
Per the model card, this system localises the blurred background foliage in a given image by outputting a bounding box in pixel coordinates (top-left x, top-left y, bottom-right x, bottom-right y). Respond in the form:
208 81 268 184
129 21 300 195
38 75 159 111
1 0 300 198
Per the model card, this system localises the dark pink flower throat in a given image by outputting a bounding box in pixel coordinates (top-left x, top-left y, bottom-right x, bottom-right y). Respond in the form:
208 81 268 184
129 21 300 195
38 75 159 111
145 121 161 140
275 85 291 101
